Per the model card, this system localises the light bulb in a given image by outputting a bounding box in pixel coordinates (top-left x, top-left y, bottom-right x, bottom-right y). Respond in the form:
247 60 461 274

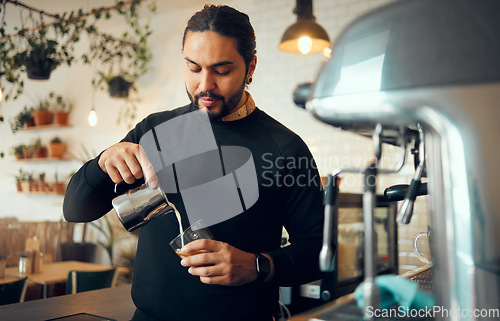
298 36 312 54
88 108 98 127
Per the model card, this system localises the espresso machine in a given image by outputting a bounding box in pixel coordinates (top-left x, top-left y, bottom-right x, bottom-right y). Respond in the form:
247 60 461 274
301 0 500 320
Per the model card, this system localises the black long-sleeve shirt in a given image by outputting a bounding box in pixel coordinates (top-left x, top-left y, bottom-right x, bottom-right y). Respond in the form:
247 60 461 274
63 105 324 321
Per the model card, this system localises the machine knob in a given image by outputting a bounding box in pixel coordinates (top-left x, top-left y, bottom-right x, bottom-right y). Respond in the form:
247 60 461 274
384 183 427 202
293 82 312 108
321 290 331 301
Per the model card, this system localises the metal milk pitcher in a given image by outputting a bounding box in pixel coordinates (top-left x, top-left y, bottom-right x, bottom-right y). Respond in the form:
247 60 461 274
112 180 174 232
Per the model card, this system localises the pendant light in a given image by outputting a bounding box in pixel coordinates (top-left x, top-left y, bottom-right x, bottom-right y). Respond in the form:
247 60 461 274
88 35 98 127
88 79 98 127
88 106 98 127
279 0 330 54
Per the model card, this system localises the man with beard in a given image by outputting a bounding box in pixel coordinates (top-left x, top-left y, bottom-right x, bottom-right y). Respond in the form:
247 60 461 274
63 5 324 321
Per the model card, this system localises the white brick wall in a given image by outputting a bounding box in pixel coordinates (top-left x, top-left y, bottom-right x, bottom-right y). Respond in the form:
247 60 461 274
239 0 429 274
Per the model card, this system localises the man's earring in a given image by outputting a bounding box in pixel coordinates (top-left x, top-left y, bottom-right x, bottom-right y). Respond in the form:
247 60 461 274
247 76 253 84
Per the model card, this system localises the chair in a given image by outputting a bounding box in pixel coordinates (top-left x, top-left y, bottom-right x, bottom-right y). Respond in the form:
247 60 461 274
0 277 28 305
66 268 118 294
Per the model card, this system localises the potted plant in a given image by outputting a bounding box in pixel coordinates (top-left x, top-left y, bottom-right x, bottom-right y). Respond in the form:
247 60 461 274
53 172 66 195
23 144 33 159
90 213 134 265
87 2 152 125
32 138 47 158
116 240 137 283
48 137 67 159
49 92 73 125
11 144 27 160
0 13 78 100
59 220 98 263
12 25 64 80
106 75 133 98
32 100 53 127
14 169 30 192
0 2 153 102
20 171 34 193
14 175 23 192
31 177 40 192
39 172 50 192
89 2 151 99
10 107 34 133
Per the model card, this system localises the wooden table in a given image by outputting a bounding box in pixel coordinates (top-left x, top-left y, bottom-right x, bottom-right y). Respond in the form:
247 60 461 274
0 275 23 285
5 261 128 298
0 284 135 321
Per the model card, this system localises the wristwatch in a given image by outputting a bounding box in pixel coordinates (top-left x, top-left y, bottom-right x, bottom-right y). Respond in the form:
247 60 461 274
254 253 271 283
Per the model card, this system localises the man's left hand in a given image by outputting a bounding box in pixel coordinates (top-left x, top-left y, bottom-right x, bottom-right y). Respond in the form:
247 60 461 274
179 239 269 286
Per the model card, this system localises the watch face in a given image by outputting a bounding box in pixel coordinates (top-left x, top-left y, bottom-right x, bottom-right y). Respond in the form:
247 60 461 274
257 255 270 273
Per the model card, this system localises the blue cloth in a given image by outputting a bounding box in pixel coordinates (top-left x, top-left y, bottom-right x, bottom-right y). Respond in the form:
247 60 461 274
354 275 435 310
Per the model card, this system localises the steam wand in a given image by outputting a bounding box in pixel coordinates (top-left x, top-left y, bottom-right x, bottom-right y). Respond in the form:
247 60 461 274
319 174 339 272
320 124 410 321
361 161 379 321
397 124 425 224
359 123 383 321
319 125 407 272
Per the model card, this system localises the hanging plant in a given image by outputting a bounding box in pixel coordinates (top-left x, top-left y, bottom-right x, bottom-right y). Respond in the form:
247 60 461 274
107 75 133 98
85 0 153 127
14 28 61 80
1 0 154 108
0 10 77 100
88 1 152 92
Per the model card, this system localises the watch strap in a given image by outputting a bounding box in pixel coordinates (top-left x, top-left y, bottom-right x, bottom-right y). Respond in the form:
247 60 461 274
254 253 271 283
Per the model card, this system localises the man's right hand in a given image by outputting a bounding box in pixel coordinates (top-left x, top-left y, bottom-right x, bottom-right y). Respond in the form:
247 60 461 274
98 142 157 186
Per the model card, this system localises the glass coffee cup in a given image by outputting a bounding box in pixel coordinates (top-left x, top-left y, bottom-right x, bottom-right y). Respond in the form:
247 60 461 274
169 220 214 259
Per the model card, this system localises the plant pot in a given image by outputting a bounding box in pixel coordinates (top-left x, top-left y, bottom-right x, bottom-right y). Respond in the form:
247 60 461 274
32 110 52 126
25 60 55 80
53 182 66 194
108 76 132 98
22 150 32 159
53 112 69 125
25 118 35 128
60 242 98 263
48 142 67 159
38 181 49 192
33 146 47 158
15 152 24 160
43 182 52 192
16 182 22 192
31 181 39 192
21 181 31 193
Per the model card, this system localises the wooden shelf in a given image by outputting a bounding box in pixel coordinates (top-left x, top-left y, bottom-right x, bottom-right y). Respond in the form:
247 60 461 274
16 157 71 163
18 124 72 131
17 191 65 196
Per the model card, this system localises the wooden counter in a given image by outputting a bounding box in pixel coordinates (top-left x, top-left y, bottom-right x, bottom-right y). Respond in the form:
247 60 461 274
291 265 433 321
290 293 356 321
0 284 135 321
